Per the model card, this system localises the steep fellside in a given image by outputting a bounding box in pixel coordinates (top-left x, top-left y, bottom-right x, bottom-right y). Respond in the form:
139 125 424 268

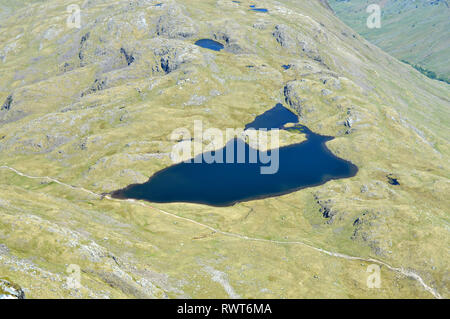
329 0 450 81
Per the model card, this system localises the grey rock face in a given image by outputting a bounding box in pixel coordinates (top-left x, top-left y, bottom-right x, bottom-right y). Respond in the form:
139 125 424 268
283 81 308 116
273 24 295 49
351 211 387 256
272 24 321 62
78 32 90 66
212 31 243 54
342 108 362 134
314 194 339 224
82 78 107 97
298 39 320 58
76 30 132 73
155 6 197 39
209 20 251 54
120 47 135 66
1 95 13 111
152 39 197 74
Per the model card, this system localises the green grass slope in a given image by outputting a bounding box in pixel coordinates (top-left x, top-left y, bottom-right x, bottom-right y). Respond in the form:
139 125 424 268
328 0 450 81
0 0 448 298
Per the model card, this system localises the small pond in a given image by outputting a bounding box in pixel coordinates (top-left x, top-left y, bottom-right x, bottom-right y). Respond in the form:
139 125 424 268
194 39 224 51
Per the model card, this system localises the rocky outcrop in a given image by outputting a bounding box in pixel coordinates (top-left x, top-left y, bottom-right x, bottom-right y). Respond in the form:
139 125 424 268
0 279 25 299
153 40 197 74
78 32 90 66
120 47 135 66
387 174 400 185
272 24 321 61
76 30 134 73
81 78 107 97
212 30 243 54
272 24 296 49
342 107 362 134
155 6 197 39
314 194 339 224
283 81 308 116
1 95 13 111
298 40 321 62
351 211 386 256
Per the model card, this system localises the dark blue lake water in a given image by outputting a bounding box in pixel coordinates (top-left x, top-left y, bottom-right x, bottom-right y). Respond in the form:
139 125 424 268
111 105 358 206
250 6 268 12
194 39 224 51
245 103 298 130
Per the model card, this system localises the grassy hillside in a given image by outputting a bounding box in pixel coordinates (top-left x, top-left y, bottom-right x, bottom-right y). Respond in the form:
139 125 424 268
0 0 448 298
328 0 450 82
